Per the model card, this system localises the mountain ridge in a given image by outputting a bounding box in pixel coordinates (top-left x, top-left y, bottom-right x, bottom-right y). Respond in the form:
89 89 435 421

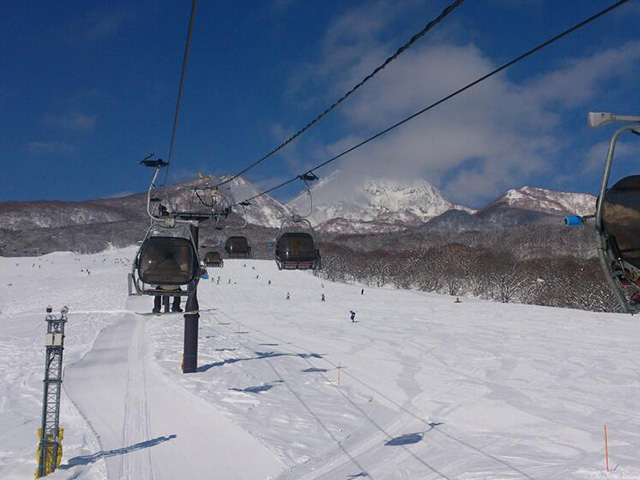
0 174 598 256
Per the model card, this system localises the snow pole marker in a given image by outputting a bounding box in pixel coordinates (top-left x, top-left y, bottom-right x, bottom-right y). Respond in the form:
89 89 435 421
604 423 610 472
337 362 342 385
612 444 616 471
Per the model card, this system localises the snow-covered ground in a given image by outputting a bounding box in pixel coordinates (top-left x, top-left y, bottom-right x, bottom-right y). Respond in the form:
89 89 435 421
1 247 639 480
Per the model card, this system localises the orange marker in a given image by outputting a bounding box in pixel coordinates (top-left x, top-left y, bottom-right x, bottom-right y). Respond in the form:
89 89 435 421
604 423 610 472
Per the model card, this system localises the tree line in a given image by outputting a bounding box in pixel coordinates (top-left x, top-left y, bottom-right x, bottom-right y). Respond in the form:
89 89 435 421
316 242 619 313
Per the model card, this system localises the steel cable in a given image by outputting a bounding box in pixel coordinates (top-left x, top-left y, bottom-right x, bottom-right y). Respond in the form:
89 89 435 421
211 0 467 190
232 0 632 207
163 0 199 187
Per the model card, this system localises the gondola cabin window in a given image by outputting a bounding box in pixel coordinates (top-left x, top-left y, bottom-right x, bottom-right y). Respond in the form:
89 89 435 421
139 237 196 285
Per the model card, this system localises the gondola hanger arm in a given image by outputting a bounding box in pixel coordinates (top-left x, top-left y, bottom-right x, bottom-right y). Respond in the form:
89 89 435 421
588 112 640 128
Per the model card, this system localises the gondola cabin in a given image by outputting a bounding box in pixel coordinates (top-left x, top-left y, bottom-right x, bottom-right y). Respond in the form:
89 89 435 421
204 251 224 268
275 232 321 270
225 236 251 259
602 175 640 272
138 236 199 286
569 111 640 312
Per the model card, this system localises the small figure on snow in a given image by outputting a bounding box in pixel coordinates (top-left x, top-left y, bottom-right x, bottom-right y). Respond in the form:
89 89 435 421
268 280 272 285
256 275 259 279
286 292 291 300
361 288 364 295
321 293 325 302
228 278 231 284
349 310 356 322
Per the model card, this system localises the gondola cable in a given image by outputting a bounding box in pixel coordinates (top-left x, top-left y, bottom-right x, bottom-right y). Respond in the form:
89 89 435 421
163 0 199 190
232 0 633 208
209 0 467 191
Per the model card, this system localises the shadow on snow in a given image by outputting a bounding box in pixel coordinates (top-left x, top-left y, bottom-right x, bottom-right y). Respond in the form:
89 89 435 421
60 435 177 469
197 351 323 372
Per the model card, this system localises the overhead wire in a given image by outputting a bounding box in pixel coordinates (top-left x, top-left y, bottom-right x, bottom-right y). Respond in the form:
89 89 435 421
210 0 467 190
232 0 633 207
163 0 199 187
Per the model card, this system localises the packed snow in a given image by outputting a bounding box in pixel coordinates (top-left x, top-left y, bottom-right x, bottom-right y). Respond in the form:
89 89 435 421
0 247 639 479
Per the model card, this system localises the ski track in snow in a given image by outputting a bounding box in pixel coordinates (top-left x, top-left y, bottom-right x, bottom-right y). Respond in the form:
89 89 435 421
1 247 640 479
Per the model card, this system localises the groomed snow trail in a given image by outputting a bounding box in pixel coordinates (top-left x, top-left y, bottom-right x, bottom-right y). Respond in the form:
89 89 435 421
63 306 283 480
3 248 640 480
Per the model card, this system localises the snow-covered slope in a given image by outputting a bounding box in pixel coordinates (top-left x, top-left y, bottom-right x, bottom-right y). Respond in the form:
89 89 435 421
2 249 639 479
482 186 596 216
287 171 472 233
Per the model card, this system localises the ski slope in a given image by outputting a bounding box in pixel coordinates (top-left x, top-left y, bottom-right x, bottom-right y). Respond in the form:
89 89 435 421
0 247 639 479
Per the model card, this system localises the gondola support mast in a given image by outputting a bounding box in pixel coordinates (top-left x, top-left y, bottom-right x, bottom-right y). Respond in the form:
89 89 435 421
35 305 68 478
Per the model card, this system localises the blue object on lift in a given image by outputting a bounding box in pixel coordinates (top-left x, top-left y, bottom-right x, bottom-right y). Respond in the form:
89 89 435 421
564 215 584 227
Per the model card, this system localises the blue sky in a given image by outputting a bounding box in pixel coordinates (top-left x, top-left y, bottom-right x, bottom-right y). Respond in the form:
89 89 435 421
2 0 639 207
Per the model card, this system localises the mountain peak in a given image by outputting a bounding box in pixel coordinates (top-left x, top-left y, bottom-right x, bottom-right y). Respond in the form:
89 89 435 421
287 172 472 232
484 185 595 216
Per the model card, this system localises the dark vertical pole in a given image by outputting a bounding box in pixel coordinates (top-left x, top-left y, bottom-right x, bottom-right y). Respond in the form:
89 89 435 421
182 222 200 373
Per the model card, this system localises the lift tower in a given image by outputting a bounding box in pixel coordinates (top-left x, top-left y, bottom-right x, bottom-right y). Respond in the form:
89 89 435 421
35 305 68 478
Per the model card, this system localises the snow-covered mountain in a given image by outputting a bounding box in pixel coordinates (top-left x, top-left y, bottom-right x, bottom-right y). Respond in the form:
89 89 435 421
417 186 597 233
481 186 596 217
0 175 288 232
162 175 289 229
287 171 473 233
0 200 143 231
0 173 600 256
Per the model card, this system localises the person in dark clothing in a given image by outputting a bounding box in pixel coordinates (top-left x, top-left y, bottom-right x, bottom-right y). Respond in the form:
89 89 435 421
153 289 182 313
349 310 356 322
152 252 183 313
321 293 326 302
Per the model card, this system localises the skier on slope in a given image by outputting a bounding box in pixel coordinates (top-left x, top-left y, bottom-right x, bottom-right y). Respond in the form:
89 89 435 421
350 310 356 322
321 293 326 302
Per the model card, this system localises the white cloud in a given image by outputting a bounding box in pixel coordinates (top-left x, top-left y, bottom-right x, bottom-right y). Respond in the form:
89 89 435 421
85 8 135 42
43 111 97 132
27 141 75 154
282 1 640 206
105 190 135 199
584 138 640 175
524 43 640 108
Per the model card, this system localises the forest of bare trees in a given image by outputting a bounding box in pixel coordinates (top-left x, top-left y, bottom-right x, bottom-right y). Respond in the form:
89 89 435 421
316 242 619 313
